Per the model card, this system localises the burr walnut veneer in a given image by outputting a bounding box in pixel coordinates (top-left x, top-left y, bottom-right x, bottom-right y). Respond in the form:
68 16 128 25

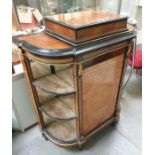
13 10 136 148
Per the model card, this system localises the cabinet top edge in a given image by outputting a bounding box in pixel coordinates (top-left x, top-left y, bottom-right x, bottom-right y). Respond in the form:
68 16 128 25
44 10 128 30
12 29 136 61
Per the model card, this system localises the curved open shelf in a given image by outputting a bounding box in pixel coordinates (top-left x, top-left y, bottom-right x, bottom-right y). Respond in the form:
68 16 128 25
36 87 55 103
31 61 51 80
33 67 75 95
40 95 76 120
44 120 77 143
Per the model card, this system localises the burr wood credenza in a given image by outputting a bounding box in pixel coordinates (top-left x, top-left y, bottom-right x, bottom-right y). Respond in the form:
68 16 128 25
13 10 136 148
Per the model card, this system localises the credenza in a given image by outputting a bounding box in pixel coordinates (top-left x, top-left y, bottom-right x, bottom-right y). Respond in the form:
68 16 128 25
13 10 136 148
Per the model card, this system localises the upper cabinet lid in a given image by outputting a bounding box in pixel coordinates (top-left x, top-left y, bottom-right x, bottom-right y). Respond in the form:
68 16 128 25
44 10 128 45
45 10 127 29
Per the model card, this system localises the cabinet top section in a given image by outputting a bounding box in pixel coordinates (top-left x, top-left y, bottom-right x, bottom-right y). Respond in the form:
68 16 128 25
45 10 127 29
15 33 71 49
44 10 128 44
13 24 135 61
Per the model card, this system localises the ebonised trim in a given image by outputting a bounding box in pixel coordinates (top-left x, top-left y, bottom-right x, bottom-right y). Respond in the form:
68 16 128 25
12 31 136 60
44 28 129 46
17 41 75 59
75 31 136 58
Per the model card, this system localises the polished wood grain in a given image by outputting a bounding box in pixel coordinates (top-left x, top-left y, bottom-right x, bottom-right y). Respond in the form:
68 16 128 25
45 10 127 43
82 50 124 135
47 10 121 27
45 20 127 43
45 21 76 41
19 51 46 129
77 20 127 42
40 95 75 120
16 33 71 49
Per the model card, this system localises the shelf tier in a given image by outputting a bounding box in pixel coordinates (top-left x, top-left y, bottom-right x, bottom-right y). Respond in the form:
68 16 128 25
31 61 51 80
56 68 73 86
40 95 76 120
33 67 74 95
44 120 77 143
36 87 55 103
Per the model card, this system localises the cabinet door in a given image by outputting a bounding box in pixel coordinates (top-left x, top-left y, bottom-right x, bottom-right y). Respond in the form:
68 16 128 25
81 48 125 135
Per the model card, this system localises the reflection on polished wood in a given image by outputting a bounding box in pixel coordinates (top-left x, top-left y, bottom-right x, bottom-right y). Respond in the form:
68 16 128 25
16 33 71 49
47 10 121 27
45 10 127 43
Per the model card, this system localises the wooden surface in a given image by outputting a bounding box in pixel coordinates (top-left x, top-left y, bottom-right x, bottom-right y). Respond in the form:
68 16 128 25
82 50 124 135
30 61 51 79
36 87 54 103
33 67 74 95
45 21 76 41
46 120 77 141
14 9 136 147
13 69 142 154
76 20 127 42
45 10 127 43
16 33 71 49
47 10 121 27
40 95 75 120
56 67 74 86
19 51 46 129
25 52 74 64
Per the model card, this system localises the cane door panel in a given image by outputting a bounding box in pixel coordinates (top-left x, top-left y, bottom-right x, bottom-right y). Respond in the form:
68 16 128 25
82 49 125 135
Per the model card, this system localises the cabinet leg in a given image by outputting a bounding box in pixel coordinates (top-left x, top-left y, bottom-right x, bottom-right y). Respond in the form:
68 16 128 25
42 133 48 141
78 144 83 150
111 115 120 126
77 141 84 150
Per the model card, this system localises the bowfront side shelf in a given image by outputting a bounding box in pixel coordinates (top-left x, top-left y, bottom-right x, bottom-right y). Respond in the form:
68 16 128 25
36 87 54 103
33 67 75 95
39 95 76 120
31 61 51 80
44 120 77 143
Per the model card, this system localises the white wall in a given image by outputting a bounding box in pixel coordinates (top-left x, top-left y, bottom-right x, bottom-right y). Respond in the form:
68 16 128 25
120 0 138 17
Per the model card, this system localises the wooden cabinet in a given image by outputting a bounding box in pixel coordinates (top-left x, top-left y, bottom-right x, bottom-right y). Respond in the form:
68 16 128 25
13 10 136 148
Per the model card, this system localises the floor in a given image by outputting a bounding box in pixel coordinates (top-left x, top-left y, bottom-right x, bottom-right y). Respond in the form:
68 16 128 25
12 67 142 155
